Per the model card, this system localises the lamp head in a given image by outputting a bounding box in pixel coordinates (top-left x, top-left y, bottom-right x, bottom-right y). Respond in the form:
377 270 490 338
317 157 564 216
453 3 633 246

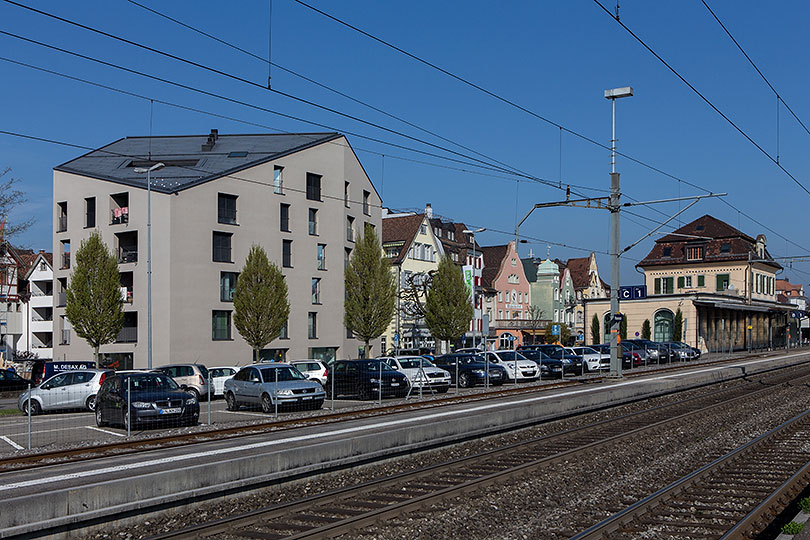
133 162 165 174
604 87 633 100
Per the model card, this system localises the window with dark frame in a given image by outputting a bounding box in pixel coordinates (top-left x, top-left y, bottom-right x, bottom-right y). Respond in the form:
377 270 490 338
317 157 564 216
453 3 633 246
273 166 284 195
218 193 238 224
56 201 67 232
306 172 322 201
280 321 289 339
347 216 355 242
280 203 290 232
308 312 317 339
212 310 232 340
344 181 350 207
686 246 704 261
308 208 318 235
220 272 238 301
85 197 96 228
317 244 326 270
213 232 232 262
363 190 370 215
662 246 672 257
282 239 292 267
312 278 321 304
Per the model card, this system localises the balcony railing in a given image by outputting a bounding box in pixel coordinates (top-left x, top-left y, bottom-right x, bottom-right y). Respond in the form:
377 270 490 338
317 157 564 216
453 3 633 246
116 326 138 343
111 207 129 225
494 318 551 330
61 253 70 269
60 329 70 345
56 215 67 233
118 248 138 263
57 292 66 307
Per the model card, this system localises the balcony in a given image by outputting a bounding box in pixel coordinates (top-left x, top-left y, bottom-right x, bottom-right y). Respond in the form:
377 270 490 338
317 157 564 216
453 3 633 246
61 252 70 270
56 215 67 233
118 247 138 264
57 292 66 307
116 326 138 343
60 329 70 345
111 206 129 225
494 318 551 330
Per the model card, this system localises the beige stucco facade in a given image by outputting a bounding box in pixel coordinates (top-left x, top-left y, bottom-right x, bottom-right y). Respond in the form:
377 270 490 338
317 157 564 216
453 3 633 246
52 135 379 368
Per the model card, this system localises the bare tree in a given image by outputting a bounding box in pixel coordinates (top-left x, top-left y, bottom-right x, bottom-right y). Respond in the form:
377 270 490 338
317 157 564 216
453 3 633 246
0 168 34 241
527 305 545 344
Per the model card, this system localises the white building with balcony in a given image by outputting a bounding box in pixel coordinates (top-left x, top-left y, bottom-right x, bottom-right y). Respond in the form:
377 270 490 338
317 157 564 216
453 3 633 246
21 251 54 359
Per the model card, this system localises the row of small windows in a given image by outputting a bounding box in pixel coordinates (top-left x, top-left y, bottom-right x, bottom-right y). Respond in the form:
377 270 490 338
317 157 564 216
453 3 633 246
653 273 774 295
56 195 126 233
212 311 320 341
496 290 527 304
410 242 436 262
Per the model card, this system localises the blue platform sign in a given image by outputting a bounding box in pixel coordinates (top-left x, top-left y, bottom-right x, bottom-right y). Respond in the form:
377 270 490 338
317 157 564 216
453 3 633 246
619 285 647 300
552 324 560 336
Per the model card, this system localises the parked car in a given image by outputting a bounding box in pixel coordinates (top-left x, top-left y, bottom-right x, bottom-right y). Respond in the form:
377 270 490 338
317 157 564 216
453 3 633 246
623 339 678 364
519 344 584 375
289 360 329 386
95 371 200 430
224 364 325 412
432 354 507 387
18 369 112 415
568 346 609 372
516 349 566 378
378 356 451 393
208 366 238 397
0 369 32 392
661 341 701 360
325 359 409 400
152 364 211 400
28 360 96 386
592 344 640 369
484 350 539 382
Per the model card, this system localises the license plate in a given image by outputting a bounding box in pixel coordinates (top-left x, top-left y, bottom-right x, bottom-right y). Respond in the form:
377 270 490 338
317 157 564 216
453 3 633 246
390 382 400 387
159 407 181 414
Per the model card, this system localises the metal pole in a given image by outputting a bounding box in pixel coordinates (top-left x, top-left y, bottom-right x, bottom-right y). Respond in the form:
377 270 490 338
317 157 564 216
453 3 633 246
455 358 459 394
26 383 31 450
485 349 489 390
127 377 131 438
378 359 382 405
609 170 621 378
419 357 423 399
147 168 153 370
207 371 211 425
274 367 278 419
331 363 335 411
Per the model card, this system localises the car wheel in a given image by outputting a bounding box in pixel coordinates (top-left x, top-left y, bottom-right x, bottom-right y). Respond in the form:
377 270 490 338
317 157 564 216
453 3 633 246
437 387 449 394
189 388 201 402
95 407 107 427
324 384 332 399
225 392 239 411
492 379 504 387
358 386 371 401
458 373 471 388
86 395 97 411
23 399 42 416
261 393 273 413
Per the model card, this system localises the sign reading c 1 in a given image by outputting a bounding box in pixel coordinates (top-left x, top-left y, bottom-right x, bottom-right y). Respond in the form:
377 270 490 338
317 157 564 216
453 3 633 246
619 285 647 300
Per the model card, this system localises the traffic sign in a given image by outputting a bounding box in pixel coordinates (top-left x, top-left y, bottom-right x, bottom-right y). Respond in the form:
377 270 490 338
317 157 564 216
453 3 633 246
613 312 624 323
635 331 639 337
552 324 560 336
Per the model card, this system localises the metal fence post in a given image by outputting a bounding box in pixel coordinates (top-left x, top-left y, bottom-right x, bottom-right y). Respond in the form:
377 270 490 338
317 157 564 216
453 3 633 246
207 372 212 426
378 360 382 405
331 364 335 411
455 359 459 395
127 377 131 438
274 367 278 419
26 383 31 450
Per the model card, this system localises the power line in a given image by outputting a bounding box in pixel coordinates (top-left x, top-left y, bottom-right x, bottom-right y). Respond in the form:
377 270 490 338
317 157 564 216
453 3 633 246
592 0 810 198
700 0 810 138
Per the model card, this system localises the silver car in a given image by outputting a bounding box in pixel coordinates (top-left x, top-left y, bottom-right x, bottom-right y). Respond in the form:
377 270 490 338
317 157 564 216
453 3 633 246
223 364 326 413
18 369 112 414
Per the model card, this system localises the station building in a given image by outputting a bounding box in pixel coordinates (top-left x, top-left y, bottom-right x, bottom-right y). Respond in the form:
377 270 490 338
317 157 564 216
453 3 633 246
584 215 791 352
52 130 380 369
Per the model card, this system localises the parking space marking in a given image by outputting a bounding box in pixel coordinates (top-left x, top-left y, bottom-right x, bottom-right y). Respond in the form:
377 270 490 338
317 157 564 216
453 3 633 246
0 436 23 450
219 410 270 418
85 426 125 437
0 352 806 493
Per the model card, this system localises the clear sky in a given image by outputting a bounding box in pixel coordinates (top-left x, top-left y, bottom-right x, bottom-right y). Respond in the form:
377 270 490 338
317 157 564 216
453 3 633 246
2 1 810 288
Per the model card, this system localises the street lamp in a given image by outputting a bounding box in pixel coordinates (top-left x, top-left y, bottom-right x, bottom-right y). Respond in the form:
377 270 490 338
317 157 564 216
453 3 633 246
463 227 486 388
133 162 164 370
604 86 633 378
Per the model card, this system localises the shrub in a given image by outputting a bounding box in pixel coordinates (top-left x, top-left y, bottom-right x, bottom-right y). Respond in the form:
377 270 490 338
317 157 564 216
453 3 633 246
782 522 804 535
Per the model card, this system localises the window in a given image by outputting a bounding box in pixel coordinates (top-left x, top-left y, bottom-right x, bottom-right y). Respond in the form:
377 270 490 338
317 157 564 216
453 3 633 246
306 172 322 201
363 190 370 215
662 247 672 257
56 201 67 232
111 193 129 224
308 312 317 339
282 239 292 267
498 310 503 319
347 216 355 242
212 311 231 340
274 166 283 195
317 244 326 270
213 232 232 262
217 193 237 224
554 310 559 322
60 239 71 269
697 274 705 287
280 203 290 232
312 278 321 304
345 248 352 270
721 243 731 253
654 277 674 294
685 275 692 287
220 272 238 301
308 208 318 235
686 246 704 261
344 181 350 207
716 273 730 292
85 197 96 228
677 276 684 289
497 291 503 302
420 223 427 235
280 321 289 339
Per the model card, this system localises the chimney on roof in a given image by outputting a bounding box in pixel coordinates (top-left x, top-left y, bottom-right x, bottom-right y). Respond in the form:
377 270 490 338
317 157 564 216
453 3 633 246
425 203 433 218
201 129 219 152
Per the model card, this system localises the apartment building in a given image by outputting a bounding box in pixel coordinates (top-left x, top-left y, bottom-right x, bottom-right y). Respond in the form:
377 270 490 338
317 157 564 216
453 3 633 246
52 130 380 369
21 251 54 359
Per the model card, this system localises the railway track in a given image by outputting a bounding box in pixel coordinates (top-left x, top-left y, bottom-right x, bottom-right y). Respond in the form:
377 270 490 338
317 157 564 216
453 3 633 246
571 408 810 540
139 362 810 540
0 350 780 472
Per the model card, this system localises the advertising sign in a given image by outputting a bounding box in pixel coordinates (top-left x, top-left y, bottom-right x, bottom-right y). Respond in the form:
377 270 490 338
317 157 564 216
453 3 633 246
462 265 474 305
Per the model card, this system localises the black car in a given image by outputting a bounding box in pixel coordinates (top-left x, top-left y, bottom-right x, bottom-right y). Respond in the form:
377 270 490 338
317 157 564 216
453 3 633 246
518 344 583 375
592 344 638 369
433 354 506 387
624 339 678 364
516 349 566 378
0 369 32 392
661 341 701 361
95 372 200 430
326 359 409 400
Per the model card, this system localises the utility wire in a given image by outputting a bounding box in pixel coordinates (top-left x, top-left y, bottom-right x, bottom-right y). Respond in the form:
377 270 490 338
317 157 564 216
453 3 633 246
592 0 810 197
700 0 810 138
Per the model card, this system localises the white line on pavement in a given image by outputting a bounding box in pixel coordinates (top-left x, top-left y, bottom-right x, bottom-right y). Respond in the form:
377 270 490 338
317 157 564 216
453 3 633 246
219 410 270 418
0 436 23 450
0 352 805 493
85 426 125 437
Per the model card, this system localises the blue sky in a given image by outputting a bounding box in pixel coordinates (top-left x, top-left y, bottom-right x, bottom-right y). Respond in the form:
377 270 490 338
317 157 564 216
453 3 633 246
2 1 810 287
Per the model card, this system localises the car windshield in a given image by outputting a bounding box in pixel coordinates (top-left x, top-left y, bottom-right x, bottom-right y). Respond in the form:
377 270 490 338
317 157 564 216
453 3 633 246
398 358 435 369
497 351 527 362
578 347 597 354
260 366 307 382
127 373 179 391
360 360 397 372
460 355 484 364
518 350 547 361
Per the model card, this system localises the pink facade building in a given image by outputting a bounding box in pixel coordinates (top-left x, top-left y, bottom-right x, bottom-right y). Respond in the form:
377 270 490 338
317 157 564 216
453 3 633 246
481 242 532 349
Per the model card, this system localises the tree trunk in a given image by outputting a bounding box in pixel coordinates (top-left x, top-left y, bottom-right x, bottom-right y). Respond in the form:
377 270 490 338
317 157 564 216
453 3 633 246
364 340 370 359
253 347 259 364
93 345 99 369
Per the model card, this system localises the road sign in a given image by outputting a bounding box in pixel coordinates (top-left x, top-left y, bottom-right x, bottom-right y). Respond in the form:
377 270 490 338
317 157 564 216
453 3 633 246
552 324 560 336
393 332 399 345
577 333 584 341
619 285 647 300
635 331 639 337
613 312 624 323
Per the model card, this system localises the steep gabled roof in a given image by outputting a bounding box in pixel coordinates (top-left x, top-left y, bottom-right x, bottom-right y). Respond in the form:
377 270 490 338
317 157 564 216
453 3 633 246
428 218 480 263
481 245 509 287
381 214 425 265
54 132 343 193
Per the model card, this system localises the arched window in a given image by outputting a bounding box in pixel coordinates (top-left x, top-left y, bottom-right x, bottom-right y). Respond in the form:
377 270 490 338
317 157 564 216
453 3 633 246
654 309 675 342
499 332 515 349
603 312 612 343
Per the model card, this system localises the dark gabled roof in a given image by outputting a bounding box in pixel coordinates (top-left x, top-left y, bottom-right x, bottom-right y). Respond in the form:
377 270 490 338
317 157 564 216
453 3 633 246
564 256 592 290
54 132 343 193
382 214 425 265
638 214 782 270
428 218 480 263
521 259 538 283
481 245 509 288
